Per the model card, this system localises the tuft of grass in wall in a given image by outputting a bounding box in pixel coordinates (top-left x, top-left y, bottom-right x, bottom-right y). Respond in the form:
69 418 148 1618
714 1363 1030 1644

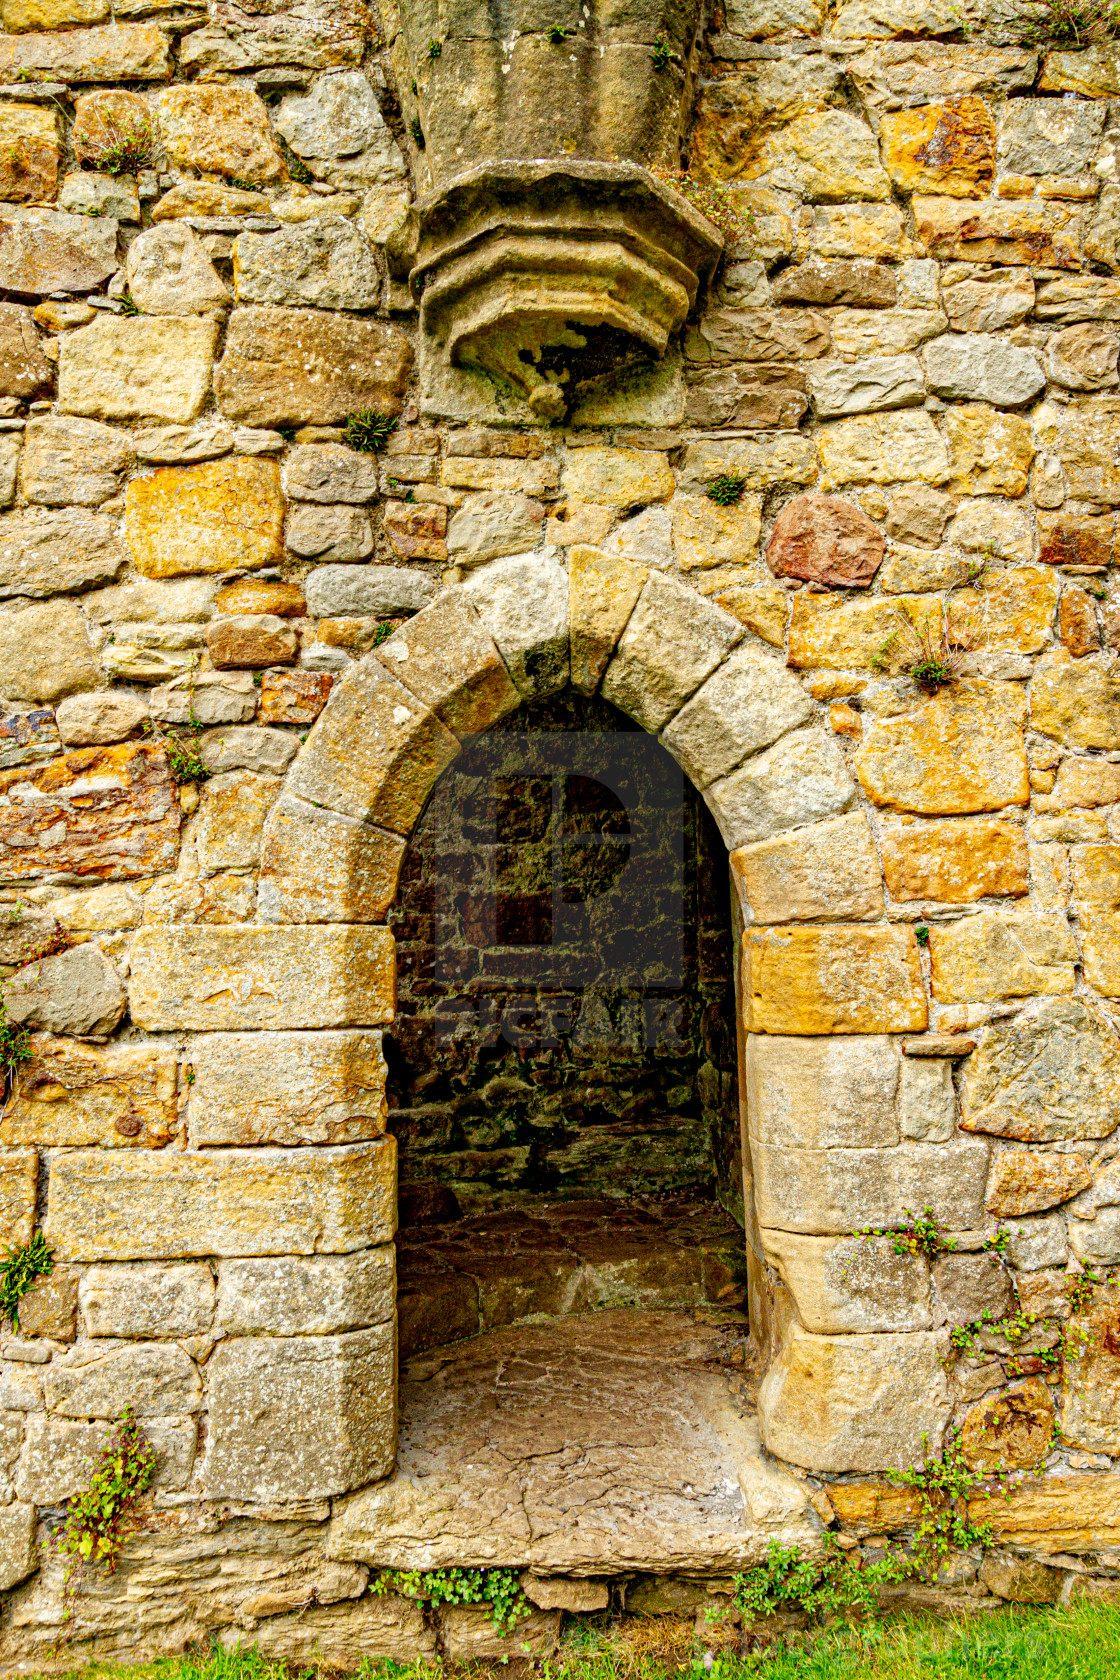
75 113 154 176
142 716 210 787
344 409 399 453
651 34 675 69
372 1566 530 1633
427 36 442 57
277 136 312 185
1015 0 1120 43
547 23 569 40
706 473 748 507
0 1230 53 1333
410 116 425 148
57 1407 155 1610
117 291 141 317
229 176 264 194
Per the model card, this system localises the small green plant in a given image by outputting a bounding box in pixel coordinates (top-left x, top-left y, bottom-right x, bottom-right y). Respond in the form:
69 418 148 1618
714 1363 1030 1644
410 116 425 148
0 1001 29 1098
1015 0 1120 44
75 113 154 176
427 36 442 56
372 1567 530 1634
651 34 675 69
142 666 210 786
278 136 312 185
56 1408 155 1606
915 924 930 947
117 291 141 317
0 1230 53 1332
857 1206 957 1264
547 22 569 40
872 609 964 690
651 166 757 248
344 408 399 452
371 620 398 649
706 473 748 507
229 176 264 193
735 1537 907 1623
887 1432 1001 1572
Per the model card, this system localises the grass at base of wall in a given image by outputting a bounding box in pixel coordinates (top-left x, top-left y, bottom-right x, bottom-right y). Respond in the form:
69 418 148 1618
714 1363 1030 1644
27 1602 1120 1680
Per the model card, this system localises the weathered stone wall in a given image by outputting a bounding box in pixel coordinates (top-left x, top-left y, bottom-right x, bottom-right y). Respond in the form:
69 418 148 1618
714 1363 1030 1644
0 0 1118 1656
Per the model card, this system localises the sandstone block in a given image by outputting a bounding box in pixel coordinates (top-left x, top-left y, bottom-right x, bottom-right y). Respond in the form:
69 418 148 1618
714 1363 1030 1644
441 1606 560 1661
1069 1207 1120 1265
245 1596 435 1668
0 600 97 703
441 456 559 498
205 615 298 670
714 581 789 649
986 1149 1091 1217
1044 757 1120 812
188 1029 385 1147
45 1342 200 1418
150 671 257 727
46 1137 396 1259
744 926 927 1035
462 552 570 701
881 98 995 197
287 503 373 562
941 266 1035 334
304 566 436 620
561 447 672 507
745 1032 899 1148
384 500 446 561
205 1325 395 1500
80 1263 215 1338
1001 95 1104 175
192 770 279 876
0 206 117 294
217 1249 394 1335
1032 650 1120 750
753 1136 988 1235
201 728 297 779
259 797 404 926
2 1035 175 1148
0 21 168 79
16 1414 194 1503
943 404 1034 496
678 434 817 495
929 910 1075 1004
0 99 57 204
125 457 283 579
914 194 1080 268
980 1556 1063 1604
854 680 1029 814
156 84 283 183
126 223 230 317
772 258 896 308
948 566 1059 656
4 943 125 1038
129 925 394 1031
235 219 380 311
0 740 179 885
601 572 741 733
817 411 950 488
787 592 941 673
0 505 125 597
732 812 883 924
0 1148 36 1250
960 997 1120 1141
661 647 812 791
961 1376 1054 1473
0 1503 36 1592
810 354 925 419
880 817 1028 903
759 1323 949 1472
378 591 520 738
765 492 884 587
704 729 856 853
899 1056 954 1142
924 333 1045 408
761 1230 930 1334
446 492 544 568
829 308 948 357
0 303 49 399
283 443 380 505
260 669 333 727
1048 323 1119 392
670 491 762 571
17 1265 77 1339
287 656 458 834
686 307 829 365
21 418 133 510
568 546 648 696
275 68 387 159
216 308 412 429
58 316 218 424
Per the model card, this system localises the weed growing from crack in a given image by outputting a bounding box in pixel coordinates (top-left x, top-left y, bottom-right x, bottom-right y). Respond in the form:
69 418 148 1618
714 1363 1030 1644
57 1408 155 1610
344 409 399 452
372 1567 530 1633
0 1229 53 1332
706 474 748 507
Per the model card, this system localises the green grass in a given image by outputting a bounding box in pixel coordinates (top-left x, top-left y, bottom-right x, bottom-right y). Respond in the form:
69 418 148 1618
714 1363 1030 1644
23 1603 1120 1680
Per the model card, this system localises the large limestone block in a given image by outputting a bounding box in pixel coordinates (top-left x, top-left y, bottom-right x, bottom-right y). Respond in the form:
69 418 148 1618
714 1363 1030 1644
0 601 97 703
880 817 1029 903
462 552 569 701
0 302 50 399
192 769 279 874
4 942 126 1038
744 926 927 1035
761 1231 931 1333
44 1342 201 1417
217 1250 394 1335
760 108 890 201
758 1324 950 1472
286 657 459 834
704 729 856 852
829 308 947 357
745 1032 899 1147
880 98 995 197
0 206 117 295
929 910 1076 1003
215 307 412 428
0 21 168 78
129 925 395 1030
156 84 284 182
234 219 381 311
732 813 884 923
58 316 218 423
809 354 925 419
914 195 1080 269
259 797 406 924
670 491 762 571
787 591 941 671
660 647 812 790
568 546 648 695
854 680 1029 814
126 223 230 317
304 565 436 620
16 1415 195 1503
0 740 179 884
753 1137 989 1235
1 1035 176 1148
188 1030 386 1147
601 573 742 733
125 457 283 578
960 998 1120 1141
378 591 520 737
817 411 950 488
925 334 1045 408
0 1148 36 1249
948 566 1060 656
941 266 1035 333
1031 650 1120 750
205 1325 395 1499
178 0 369 75
246 1597 436 1668
80 1262 215 1337
46 1137 397 1259
943 404 1034 496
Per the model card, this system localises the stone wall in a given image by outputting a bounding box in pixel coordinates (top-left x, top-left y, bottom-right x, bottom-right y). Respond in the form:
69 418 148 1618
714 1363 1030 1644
0 0 1116 1657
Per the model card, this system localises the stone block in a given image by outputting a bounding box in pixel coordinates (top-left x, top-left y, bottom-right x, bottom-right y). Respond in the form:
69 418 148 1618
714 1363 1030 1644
830 309 948 357
1070 1206 1120 1265
925 334 1045 408
58 316 219 424
125 458 283 579
205 1324 395 1499
704 729 856 853
200 728 298 780
156 83 283 182
0 1503 36 1592
568 546 648 696
0 740 179 885
1048 324 1119 393
960 998 1120 1141
125 224 228 318
0 21 169 79
913 194 1080 268
215 307 412 429
44 1342 200 1417
765 492 884 587
880 817 1028 904
0 601 97 703
714 581 789 649
286 657 459 835
817 411 950 488
761 1230 931 1333
384 500 446 561
259 670 333 727
787 592 940 673
678 434 817 494
941 266 1035 334
462 552 569 701
16 1414 194 1502
188 1030 386 1147
980 1555 1063 1605
754 1136 988 1236
80 1262 215 1338
949 566 1059 657
943 404 1035 497
810 354 926 420
929 910 1076 1003
21 419 132 512
217 1249 394 1334
259 797 405 926
1031 650 1120 750
234 219 380 311
246 1597 437 1668
45 1137 396 1259
128 925 395 1031
4 943 125 1038
745 1033 899 1148
0 206 117 295
2 1035 176 1148
880 98 995 197
18 1266 77 1340
304 566 437 620
759 1323 949 1472
441 1605 560 1661
150 671 257 727
0 303 50 400
1003 1213 1069 1271
601 572 741 733
205 615 298 670
192 770 279 875
378 591 520 738
283 443 381 505
0 1149 36 1250
288 502 374 561
446 491 544 568
898 1057 954 1142
854 680 1029 814
660 647 812 791
731 813 883 924
986 1149 1091 1217
744 926 927 1035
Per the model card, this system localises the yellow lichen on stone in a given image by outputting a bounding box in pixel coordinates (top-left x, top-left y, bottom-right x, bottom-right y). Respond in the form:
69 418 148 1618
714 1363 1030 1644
125 458 284 578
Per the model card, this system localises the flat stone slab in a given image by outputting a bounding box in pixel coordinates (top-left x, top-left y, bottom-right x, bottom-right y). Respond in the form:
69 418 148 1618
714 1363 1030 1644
329 1309 817 1575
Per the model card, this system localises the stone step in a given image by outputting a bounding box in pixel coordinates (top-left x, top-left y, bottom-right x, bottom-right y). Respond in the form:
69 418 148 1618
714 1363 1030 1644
396 1192 749 1358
